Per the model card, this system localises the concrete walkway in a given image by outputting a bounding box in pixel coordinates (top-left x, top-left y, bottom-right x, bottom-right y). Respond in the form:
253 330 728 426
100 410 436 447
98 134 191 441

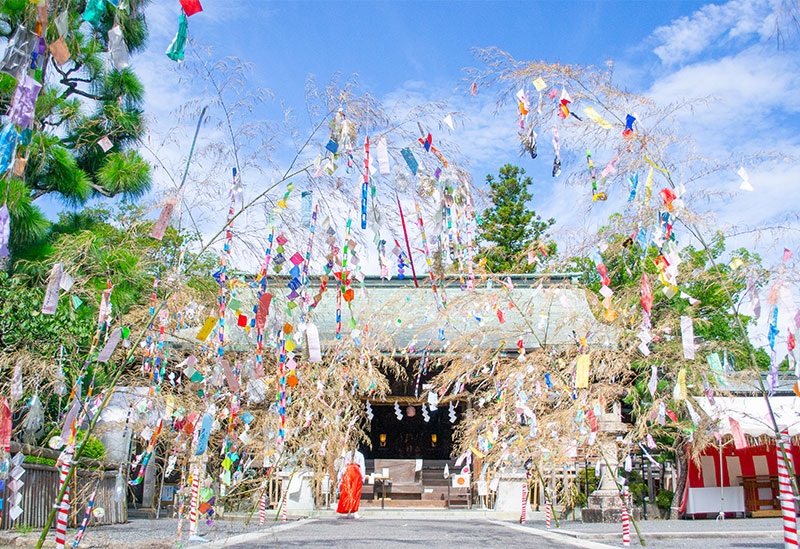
3 514 787 548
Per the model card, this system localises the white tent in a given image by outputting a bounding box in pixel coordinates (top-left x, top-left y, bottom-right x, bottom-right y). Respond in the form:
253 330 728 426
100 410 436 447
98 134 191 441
695 396 800 437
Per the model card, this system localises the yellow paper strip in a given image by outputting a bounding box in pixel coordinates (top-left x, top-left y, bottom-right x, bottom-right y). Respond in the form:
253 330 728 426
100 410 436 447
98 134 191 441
644 155 671 174
196 316 217 341
583 107 614 130
532 77 547 92
576 354 590 388
645 166 653 202
469 446 486 459
675 368 687 400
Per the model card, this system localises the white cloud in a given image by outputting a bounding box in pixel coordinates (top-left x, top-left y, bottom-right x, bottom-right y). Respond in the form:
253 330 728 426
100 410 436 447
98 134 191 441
651 0 778 64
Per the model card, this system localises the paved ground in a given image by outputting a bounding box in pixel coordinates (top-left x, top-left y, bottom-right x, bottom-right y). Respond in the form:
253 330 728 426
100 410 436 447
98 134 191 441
2 516 788 548
522 517 785 549
192 518 603 549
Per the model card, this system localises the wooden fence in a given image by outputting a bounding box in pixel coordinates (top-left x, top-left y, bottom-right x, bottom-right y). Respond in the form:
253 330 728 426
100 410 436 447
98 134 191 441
0 442 126 529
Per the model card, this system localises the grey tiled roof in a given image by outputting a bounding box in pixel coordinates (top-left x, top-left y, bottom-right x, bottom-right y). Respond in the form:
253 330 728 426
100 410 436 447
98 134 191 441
170 273 613 355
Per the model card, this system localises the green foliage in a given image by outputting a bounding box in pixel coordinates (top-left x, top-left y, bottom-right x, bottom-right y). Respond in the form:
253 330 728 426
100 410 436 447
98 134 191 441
574 466 600 506
656 489 674 510
24 455 56 467
0 270 96 355
0 1 153 257
478 164 555 272
76 430 105 461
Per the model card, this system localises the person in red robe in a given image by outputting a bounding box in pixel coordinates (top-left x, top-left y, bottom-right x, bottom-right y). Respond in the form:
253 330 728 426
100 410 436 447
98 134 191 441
336 448 365 518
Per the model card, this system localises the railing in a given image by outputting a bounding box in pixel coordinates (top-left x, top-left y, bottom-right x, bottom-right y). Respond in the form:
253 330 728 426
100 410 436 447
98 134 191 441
0 442 126 529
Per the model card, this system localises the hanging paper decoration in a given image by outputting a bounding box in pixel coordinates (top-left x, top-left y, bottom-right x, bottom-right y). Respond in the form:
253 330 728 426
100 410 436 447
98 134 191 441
400 147 418 175
72 488 96 547
557 88 571 119
0 27 37 76
575 354 590 388
644 167 653 202
195 413 212 455
8 452 24 523
647 365 658 397
627 173 639 203
737 166 753 192
448 401 457 423
583 107 613 130
0 204 9 258
54 11 69 36
394 400 403 420
306 323 322 363
0 125 21 175
623 114 636 138
674 368 687 401
365 400 374 421
9 73 42 129
151 198 178 240
96 328 122 362
42 262 64 315
82 0 106 26
166 13 188 62
415 201 443 309
0 398 10 452
180 0 204 16
361 136 369 229
640 273 653 315
729 417 748 450
680 316 695 360
376 137 390 175
10 359 22 404
520 126 537 159
108 25 129 70
22 393 44 443
551 125 561 177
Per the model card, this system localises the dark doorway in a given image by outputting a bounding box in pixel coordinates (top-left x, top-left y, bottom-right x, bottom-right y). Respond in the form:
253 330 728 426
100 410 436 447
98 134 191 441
361 402 462 460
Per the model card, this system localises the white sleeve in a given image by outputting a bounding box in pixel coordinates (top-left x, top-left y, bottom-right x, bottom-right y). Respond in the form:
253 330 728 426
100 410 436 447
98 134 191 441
357 451 366 481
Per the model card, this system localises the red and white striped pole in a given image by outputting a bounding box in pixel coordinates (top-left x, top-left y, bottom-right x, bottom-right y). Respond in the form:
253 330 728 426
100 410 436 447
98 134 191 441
520 482 528 524
778 431 798 548
54 447 73 549
280 487 288 522
188 467 200 538
259 482 267 525
621 487 631 547
545 494 552 529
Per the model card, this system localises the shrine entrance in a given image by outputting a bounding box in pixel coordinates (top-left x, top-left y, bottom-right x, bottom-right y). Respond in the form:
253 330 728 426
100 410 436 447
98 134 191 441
355 359 470 507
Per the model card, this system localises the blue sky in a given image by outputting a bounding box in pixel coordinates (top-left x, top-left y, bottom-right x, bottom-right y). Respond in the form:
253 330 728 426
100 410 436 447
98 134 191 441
124 0 800 347
137 0 799 253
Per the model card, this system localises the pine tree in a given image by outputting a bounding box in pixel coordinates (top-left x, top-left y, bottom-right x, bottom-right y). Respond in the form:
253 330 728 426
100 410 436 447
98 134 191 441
0 0 152 258
478 164 555 272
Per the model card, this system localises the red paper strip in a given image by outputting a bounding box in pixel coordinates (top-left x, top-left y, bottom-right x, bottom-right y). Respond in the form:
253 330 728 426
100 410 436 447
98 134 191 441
180 0 203 16
151 198 177 240
255 293 272 330
0 398 10 451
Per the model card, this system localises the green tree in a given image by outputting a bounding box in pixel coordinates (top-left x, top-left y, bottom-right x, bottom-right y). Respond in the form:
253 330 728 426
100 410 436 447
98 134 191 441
478 164 554 272
571 227 768 518
0 0 152 256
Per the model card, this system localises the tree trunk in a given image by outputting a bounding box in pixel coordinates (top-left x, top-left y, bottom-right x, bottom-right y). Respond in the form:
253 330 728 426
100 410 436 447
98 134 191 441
670 442 689 520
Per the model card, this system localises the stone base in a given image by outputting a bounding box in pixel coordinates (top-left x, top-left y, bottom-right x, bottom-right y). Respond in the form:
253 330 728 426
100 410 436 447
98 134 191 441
582 491 642 523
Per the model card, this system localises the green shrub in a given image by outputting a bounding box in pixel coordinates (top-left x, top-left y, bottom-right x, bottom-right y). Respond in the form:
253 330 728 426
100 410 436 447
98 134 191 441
656 489 673 510
76 430 106 461
24 455 56 467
